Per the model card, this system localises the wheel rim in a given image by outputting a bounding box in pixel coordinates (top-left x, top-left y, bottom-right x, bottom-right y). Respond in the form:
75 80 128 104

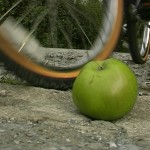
140 21 150 56
0 0 123 79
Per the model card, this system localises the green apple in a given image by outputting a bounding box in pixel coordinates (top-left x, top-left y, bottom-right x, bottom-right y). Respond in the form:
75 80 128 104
72 58 138 121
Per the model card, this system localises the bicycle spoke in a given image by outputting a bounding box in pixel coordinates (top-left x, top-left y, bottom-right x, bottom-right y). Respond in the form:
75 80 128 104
14 4 37 27
58 25 73 49
16 10 49 63
63 2 93 48
46 0 58 47
0 0 23 21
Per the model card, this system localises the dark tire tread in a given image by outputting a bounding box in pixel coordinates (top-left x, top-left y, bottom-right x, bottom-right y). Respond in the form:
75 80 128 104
0 51 74 90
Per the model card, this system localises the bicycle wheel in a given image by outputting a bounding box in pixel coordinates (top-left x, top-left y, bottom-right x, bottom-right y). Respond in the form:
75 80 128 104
126 1 150 64
0 0 123 90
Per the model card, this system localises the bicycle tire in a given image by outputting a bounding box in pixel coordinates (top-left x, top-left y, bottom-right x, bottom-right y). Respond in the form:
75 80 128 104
0 0 123 90
126 1 150 64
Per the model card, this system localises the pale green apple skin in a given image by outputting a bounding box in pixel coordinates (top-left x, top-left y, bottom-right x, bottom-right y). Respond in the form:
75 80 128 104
72 58 138 121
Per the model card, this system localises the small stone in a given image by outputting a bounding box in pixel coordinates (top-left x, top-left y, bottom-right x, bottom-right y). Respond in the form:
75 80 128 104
91 137 95 140
109 141 117 148
26 133 33 137
66 139 71 143
0 129 5 133
68 118 78 124
13 134 18 138
96 135 102 141
80 130 85 134
139 92 143 96
27 121 33 125
27 140 32 143
140 82 150 90
14 140 20 144
0 90 8 97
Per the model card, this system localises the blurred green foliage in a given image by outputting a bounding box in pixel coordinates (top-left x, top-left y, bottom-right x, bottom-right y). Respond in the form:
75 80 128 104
0 0 126 51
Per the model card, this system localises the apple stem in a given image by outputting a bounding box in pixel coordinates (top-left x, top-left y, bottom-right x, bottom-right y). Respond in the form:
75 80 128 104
98 65 104 70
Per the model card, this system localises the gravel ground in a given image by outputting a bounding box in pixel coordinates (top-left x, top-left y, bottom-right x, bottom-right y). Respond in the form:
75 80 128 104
0 52 150 150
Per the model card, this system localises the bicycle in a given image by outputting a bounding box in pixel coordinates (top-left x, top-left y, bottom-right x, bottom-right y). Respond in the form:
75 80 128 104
125 0 150 64
0 0 149 90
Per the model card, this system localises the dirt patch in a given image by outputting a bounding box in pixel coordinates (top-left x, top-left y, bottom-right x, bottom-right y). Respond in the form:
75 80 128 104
0 52 150 150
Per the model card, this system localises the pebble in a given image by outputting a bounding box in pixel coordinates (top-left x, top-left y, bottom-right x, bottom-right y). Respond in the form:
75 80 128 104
66 139 71 143
109 141 117 148
0 90 8 97
140 82 150 90
0 129 5 133
27 140 32 143
14 140 20 144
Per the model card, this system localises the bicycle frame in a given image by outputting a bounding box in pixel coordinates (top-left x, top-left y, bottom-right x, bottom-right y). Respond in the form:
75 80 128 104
130 0 150 21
